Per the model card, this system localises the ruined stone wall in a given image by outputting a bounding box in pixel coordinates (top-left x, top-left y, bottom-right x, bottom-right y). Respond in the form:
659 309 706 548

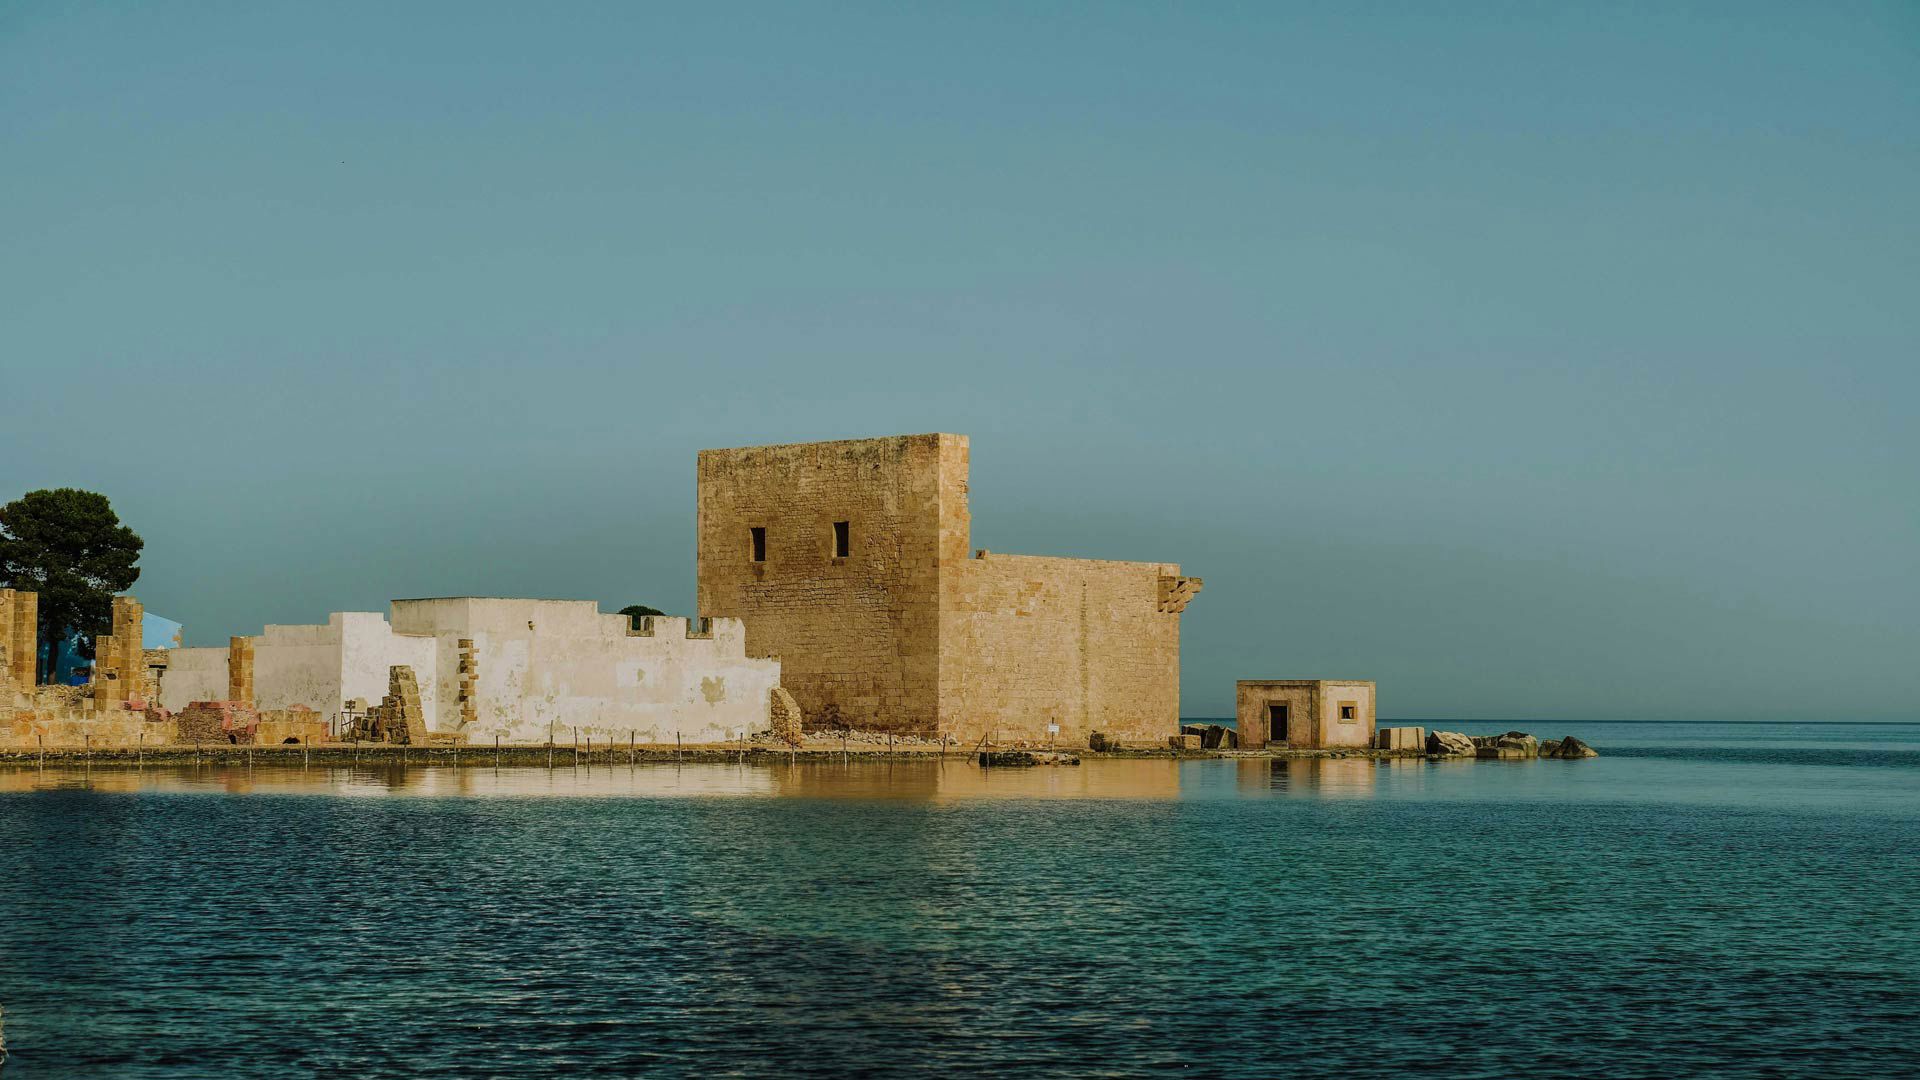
0 589 38 692
151 614 443 723
176 701 259 744
91 597 144 707
256 708 329 745
140 649 169 706
370 666 428 745
229 613 438 724
768 686 803 743
3 707 177 749
939 554 1186 746
696 434 964 733
227 636 255 705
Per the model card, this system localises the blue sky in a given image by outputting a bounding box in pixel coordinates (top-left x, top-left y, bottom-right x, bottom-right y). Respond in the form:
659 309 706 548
3 1 1915 720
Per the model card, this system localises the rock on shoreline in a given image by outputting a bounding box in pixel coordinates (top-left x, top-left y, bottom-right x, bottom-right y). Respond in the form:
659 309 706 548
1474 731 1540 759
978 750 1081 767
1541 736 1599 759
1426 729 1599 759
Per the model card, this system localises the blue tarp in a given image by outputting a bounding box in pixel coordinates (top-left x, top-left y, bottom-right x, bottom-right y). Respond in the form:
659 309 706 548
44 608 182 683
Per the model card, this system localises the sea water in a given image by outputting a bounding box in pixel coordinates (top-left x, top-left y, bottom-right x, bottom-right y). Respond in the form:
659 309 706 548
1 721 1915 1078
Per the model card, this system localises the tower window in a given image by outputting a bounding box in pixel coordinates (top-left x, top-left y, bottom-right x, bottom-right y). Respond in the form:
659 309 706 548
750 526 767 563
832 520 850 559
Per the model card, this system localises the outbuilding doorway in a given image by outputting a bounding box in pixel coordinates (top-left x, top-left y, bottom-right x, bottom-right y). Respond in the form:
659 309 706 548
1267 703 1290 745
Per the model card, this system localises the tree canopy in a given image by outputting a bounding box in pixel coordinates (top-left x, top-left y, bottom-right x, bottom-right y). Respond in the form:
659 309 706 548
0 489 143 682
618 604 665 629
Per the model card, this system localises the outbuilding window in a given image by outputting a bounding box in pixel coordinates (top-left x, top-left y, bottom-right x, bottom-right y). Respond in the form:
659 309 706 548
750 526 767 563
832 520 850 559
1339 702 1357 721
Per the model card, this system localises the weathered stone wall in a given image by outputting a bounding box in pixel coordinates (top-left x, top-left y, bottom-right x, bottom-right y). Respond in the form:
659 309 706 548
940 553 1185 746
695 433 1197 743
257 708 329 745
177 701 258 744
140 649 169 706
768 686 803 744
91 597 144 707
369 666 428 745
1236 681 1313 748
0 589 38 691
3 708 176 749
1236 680 1377 749
696 434 960 733
227 636 255 706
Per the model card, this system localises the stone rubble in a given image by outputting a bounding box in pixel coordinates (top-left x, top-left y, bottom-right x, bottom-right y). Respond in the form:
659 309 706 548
1375 726 1427 751
768 686 804 744
1426 730 1476 756
1182 723 1239 750
1473 731 1541 759
1542 735 1600 759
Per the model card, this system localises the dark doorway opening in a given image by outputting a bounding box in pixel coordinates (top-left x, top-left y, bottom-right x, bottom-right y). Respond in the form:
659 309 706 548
750 526 767 563
1267 703 1289 745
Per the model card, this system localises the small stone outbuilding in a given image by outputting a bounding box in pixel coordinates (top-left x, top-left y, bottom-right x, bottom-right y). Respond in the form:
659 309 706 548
1235 680 1376 750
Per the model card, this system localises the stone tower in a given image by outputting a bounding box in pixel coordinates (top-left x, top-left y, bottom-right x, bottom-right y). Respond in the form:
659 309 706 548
696 434 1198 745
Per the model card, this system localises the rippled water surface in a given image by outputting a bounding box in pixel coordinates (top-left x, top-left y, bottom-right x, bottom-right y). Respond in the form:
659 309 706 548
2 721 1916 1078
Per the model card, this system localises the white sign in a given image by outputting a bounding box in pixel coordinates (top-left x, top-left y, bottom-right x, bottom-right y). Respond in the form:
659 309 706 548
1046 724 1060 734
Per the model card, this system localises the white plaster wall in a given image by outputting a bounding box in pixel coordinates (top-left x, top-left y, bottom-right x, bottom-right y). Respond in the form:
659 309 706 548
159 647 229 711
337 612 438 727
252 621 343 714
390 598 779 743
1319 681 1377 749
164 614 443 728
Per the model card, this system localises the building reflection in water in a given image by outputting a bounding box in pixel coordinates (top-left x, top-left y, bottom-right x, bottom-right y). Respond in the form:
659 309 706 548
771 757 1182 801
0 762 780 798
1237 757 1387 798
0 758 1185 801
